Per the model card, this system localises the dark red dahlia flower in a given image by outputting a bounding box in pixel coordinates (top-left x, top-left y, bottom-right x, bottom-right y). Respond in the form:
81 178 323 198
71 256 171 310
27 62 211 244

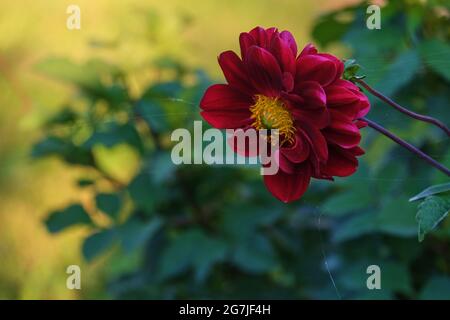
200 26 370 203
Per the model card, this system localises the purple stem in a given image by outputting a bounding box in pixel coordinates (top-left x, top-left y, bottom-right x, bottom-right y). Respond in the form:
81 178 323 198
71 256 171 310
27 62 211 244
362 117 450 177
356 79 450 137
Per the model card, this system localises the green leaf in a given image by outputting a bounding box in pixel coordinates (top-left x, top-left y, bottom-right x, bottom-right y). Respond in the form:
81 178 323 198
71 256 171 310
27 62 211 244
377 198 417 237
379 262 412 294
31 136 70 159
45 204 91 233
128 173 157 212
332 212 376 243
374 49 421 96
311 12 352 47
419 40 450 82
420 276 450 300
32 136 93 166
416 196 449 242
321 188 372 217
191 238 228 282
119 217 163 253
231 234 277 274
45 108 78 127
35 58 101 89
82 229 117 262
96 193 121 219
149 152 176 184
409 182 450 202
77 178 95 188
141 81 183 100
35 58 127 104
343 59 364 81
135 100 168 133
83 123 143 153
157 229 228 282
221 205 282 240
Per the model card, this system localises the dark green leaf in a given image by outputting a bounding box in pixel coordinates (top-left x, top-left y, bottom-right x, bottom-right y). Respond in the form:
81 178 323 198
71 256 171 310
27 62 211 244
377 199 417 237
416 196 449 242
158 229 228 282
82 229 117 262
128 173 157 212
333 212 377 243
312 12 352 47
83 123 143 153
321 188 372 217
96 193 121 219
420 276 450 300
419 40 450 82
119 217 163 253
231 234 277 273
46 204 91 233
374 49 421 96
135 100 168 133
45 108 78 127
409 182 450 202
32 136 94 166
77 178 95 187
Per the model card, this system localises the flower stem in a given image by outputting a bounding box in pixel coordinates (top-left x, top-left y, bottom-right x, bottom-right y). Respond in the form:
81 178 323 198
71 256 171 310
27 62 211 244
362 117 450 177
356 79 450 137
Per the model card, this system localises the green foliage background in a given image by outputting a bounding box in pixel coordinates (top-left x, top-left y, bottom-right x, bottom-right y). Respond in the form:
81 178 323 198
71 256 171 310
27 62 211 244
1 0 450 299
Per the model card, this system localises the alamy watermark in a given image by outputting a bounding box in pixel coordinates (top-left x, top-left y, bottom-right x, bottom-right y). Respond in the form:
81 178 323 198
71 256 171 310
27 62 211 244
66 5 81 30
366 264 381 290
66 265 81 290
171 121 280 175
366 5 381 30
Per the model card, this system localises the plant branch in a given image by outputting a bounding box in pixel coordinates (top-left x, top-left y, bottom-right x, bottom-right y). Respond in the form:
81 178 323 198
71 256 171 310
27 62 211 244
362 117 450 177
356 79 450 137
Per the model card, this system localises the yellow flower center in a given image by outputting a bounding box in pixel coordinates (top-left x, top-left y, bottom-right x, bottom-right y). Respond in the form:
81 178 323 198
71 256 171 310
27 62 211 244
249 94 296 145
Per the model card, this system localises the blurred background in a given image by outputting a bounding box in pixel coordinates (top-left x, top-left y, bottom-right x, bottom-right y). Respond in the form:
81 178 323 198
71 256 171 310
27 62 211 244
0 0 449 299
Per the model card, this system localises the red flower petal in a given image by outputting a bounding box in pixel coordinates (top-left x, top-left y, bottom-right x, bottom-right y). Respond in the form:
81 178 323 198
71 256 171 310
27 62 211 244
356 120 368 129
218 51 254 95
265 27 279 43
299 43 318 57
321 144 359 177
322 110 361 148
245 46 283 96
296 54 337 87
200 84 253 129
294 105 330 129
200 84 252 110
282 72 294 92
276 150 295 174
201 110 252 129
318 53 344 81
264 163 312 202
351 146 365 156
249 26 269 48
326 83 360 106
326 79 370 119
239 32 255 59
281 133 310 163
270 35 296 75
295 81 326 106
355 92 370 118
280 31 298 56
298 121 328 162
